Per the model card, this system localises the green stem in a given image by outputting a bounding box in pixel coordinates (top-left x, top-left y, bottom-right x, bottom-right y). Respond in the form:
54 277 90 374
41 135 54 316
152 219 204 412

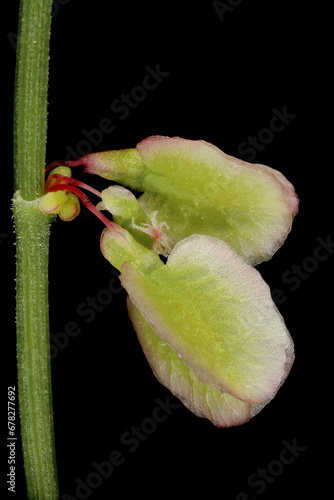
14 0 53 199
13 0 58 498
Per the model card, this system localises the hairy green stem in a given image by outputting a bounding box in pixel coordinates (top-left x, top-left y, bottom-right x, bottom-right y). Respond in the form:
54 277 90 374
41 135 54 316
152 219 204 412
13 197 57 499
14 0 53 198
13 0 58 498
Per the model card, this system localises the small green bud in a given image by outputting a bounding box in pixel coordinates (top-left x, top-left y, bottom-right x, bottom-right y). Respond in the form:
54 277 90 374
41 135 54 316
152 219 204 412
58 192 81 221
98 185 172 256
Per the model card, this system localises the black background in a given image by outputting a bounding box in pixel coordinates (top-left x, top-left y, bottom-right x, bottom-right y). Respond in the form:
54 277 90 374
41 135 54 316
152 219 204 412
2 1 331 499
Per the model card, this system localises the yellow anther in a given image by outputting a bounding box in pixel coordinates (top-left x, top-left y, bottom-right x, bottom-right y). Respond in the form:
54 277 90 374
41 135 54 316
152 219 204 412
38 191 67 214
